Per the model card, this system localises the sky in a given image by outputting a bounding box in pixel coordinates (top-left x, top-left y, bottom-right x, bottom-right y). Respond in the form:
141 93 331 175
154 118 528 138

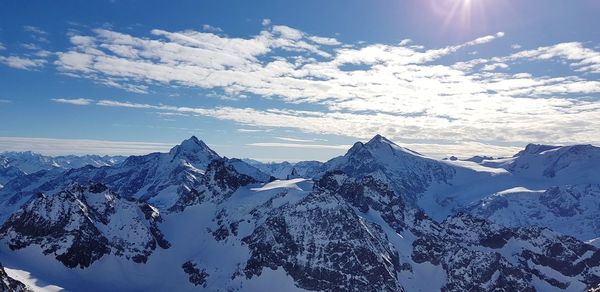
0 0 599 161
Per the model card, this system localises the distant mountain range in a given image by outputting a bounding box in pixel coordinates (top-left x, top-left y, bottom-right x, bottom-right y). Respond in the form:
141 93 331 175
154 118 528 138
0 151 124 186
0 135 599 291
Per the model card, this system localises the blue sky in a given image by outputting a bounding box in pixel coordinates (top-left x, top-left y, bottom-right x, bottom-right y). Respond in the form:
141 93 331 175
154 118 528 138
1 0 599 161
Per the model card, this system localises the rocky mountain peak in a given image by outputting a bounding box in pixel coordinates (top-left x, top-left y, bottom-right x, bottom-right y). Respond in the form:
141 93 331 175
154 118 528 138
514 143 560 157
168 136 221 169
169 136 217 157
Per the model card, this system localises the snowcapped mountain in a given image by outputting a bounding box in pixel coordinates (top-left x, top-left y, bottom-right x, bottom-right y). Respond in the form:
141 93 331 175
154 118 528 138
467 184 600 241
0 151 125 174
1 183 170 268
318 134 455 203
0 151 124 190
481 143 600 181
243 159 323 180
0 135 599 291
0 136 271 217
0 158 25 187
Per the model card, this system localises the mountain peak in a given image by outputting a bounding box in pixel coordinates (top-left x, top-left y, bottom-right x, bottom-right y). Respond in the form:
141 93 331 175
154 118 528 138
169 136 218 157
514 143 560 157
166 136 221 171
366 134 393 146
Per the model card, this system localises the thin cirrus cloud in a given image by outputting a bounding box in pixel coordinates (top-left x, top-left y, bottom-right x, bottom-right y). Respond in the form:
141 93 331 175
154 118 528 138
46 24 600 153
275 137 325 143
247 142 351 150
0 136 173 156
51 98 93 105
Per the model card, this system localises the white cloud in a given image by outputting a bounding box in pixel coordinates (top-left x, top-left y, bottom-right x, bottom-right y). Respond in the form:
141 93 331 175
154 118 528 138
0 42 5 51
399 39 412 46
51 98 94 105
262 19 271 26
481 62 509 71
23 25 47 35
275 137 321 143
272 25 304 40
247 142 351 150
88 98 600 150
308 36 341 46
202 24 222 33
49 26 600 150
0 136 172 156
23 25 49 43
507 42 600 73
0 56 46 70
511 44 522 49
237 128 271 133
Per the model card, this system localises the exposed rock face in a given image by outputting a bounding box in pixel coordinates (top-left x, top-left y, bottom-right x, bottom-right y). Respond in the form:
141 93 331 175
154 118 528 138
182 261 209 287
241 171 600 291
243 174 404 291
0 183 170 268
413 213 600 291
169 158 271 212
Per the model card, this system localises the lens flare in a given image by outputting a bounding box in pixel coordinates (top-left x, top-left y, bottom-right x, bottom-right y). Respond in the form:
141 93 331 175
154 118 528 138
429 0 488 32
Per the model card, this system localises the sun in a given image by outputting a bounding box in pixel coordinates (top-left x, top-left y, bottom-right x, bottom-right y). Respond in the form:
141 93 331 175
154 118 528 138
429 0 487 31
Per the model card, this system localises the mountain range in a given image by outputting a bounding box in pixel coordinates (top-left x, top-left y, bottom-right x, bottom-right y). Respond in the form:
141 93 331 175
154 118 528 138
0 135 599 291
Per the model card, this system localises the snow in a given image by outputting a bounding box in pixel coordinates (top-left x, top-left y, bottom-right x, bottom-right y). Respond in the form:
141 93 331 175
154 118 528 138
587 238 600 248
250 178 310 192
3 266 64 292
0 178 313 291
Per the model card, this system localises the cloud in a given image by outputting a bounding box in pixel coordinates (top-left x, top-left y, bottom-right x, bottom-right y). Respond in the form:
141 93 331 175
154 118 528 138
262 19 271 26
399 39 412 46
0 136 173 156
275 136 323 143
48 26 600 150
202 24 222 33
85 98 600 150
0 99 11 104
51 98 93 105
247 142 351 150
0 42 5 51
511 44 522 49
507 42 600 73
23 25 49 43
23 25 47 35
0 56 46 70
397 142 522 159
237 128 271 133
308 36 341 46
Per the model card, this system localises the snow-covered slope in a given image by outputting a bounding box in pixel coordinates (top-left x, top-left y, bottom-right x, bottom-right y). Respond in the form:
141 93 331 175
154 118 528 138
0 262 28 292
467 184 600 240
487 143 600 181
